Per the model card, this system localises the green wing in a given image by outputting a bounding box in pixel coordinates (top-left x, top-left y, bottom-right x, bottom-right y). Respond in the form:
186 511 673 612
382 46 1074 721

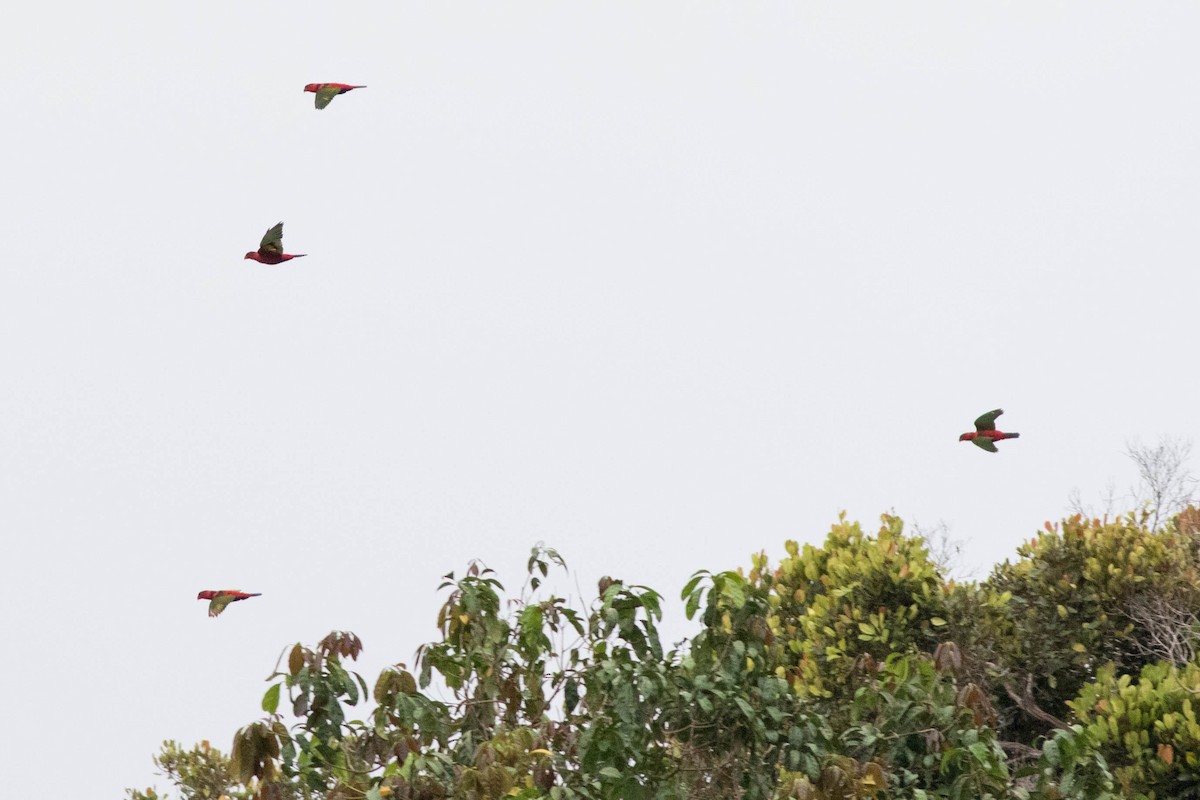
259 222 284 254
315 86 340 109
971 437 999 453
973 408 1003 432
209 594 236 617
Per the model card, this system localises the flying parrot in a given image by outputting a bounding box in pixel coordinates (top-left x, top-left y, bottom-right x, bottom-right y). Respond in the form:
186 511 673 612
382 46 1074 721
244 222 306 264
197 590 262 617
304 83 366 109
959 408 1021 453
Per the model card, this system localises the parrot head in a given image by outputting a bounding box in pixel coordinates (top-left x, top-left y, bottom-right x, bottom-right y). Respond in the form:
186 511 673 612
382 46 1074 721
958 433 973 442
244 252 258 260
303 83 320 93
197 590 217 600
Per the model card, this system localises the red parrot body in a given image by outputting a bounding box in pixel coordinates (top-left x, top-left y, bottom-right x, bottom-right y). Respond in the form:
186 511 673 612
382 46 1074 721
244 251 305 264
959 430 1021 445
305 82 366 93
244 222 305 264
197 590 262 617
959 409 1021 453
304 83 367 109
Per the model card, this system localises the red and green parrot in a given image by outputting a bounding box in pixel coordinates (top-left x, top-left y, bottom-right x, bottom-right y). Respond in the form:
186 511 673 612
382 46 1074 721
303 83 366 109
244 222 306 264
197 590 261 617
959 408 1021 453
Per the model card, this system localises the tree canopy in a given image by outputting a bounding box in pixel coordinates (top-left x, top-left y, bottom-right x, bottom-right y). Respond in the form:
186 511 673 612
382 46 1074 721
129 508 1200 800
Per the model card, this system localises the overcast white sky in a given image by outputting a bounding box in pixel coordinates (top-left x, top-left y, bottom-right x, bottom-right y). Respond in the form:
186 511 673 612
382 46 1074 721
2 3 1198 796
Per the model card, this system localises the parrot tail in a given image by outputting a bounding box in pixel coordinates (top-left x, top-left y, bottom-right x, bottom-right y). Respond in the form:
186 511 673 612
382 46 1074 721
1004 432 1021 440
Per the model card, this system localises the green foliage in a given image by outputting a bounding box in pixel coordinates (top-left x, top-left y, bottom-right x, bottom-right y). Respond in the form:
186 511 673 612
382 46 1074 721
1025 725 1118 800
773 652 1010 800
747 513 949 699
983 513 1200 730
845 654 1009 798
1070 661 1200 799
679 569 796 798
125 739 251 800
185 547 714 800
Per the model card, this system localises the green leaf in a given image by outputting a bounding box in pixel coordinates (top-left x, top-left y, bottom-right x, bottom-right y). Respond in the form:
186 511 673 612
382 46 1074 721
734 697 755 719
262 682 282 714
930 617 947 627
968 742 990 763
680 571 708 601
640 589 662 618
564 677 580 715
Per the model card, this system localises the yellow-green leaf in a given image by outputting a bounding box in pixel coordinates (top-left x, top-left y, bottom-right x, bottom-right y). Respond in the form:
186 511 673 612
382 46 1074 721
262 682 281 714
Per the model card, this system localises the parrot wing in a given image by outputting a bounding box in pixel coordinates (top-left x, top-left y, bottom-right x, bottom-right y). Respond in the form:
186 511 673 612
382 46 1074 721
973 408 1004 431
314 86 340 109
259 223 284 254
971 437 999 453
208 593 236 617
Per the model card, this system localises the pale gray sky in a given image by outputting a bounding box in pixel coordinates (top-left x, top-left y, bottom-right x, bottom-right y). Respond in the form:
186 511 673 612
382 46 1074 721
2 3 1198 796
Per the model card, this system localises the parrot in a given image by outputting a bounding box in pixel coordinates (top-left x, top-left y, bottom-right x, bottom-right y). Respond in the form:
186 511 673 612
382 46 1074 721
244 222 306 264
197 590 261 617
304 83 366 110
959 408 1021 453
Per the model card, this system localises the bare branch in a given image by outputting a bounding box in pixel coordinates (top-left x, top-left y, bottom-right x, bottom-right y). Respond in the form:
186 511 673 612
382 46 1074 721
1126 436 1197 531
911 518 975 580
1123 591 1200 667
1067 478 1119 522
1003 675 1071 731
999 741 1042 761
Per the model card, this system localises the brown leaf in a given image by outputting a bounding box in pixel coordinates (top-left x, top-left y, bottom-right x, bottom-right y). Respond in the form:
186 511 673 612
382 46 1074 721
257 782 285 800
318 630 364 660
818 764 852 795
957 682 998 727
933 642 963 674
288 644 306 677
533 761 556 790
859 761 886 798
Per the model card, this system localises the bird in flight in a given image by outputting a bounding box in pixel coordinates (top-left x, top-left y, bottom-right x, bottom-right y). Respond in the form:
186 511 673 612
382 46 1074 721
244 222 306 264
959 409 1021 453
304 83 367 110
197 590 262 618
